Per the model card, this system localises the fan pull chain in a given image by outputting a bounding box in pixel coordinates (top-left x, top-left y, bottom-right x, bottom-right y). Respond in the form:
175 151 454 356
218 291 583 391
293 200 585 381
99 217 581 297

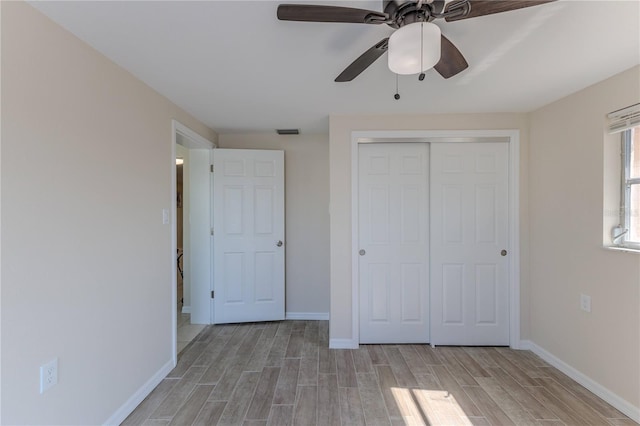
394 73 400 100
419 21 426 81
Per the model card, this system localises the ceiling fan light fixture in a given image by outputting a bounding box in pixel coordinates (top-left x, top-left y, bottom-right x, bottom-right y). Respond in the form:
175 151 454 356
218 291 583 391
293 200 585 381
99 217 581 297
388 21 441 75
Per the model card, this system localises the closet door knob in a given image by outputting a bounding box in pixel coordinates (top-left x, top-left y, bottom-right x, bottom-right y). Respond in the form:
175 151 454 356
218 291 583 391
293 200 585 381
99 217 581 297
277 240 283 247
359 249 366 256
501 249 507 256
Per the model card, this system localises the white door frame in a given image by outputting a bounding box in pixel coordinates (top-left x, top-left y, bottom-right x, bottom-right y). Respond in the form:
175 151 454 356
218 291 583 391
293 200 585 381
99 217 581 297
350 130 521 349
171 120 215 365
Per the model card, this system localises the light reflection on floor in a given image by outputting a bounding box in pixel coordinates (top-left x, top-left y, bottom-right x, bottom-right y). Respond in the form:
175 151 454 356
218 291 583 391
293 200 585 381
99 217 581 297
392 387 470 425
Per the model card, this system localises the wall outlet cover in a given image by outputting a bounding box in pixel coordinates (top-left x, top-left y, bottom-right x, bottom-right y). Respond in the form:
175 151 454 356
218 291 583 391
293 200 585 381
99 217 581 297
580 294 592 313
40 358 58 393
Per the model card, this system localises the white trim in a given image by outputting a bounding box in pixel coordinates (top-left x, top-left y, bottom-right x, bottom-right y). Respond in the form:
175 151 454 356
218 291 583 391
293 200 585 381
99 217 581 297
171 122 178 367
174 120 216 149
350 136 360 347
350 130 521 348
329 338 359 349
603 245 640 254
181 305 191 314
285 312 330 321
210 149 215 324
188 149 215 324
518 340 532 350
102 359 174 426
521 340 640 423
508 131 521 349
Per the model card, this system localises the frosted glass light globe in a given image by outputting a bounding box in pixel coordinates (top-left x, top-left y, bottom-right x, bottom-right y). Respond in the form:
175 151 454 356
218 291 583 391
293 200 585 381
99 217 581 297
388 22 441 75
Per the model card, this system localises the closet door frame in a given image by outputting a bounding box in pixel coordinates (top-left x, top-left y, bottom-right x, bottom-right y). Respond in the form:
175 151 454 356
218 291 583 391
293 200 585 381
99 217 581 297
350 130 521 349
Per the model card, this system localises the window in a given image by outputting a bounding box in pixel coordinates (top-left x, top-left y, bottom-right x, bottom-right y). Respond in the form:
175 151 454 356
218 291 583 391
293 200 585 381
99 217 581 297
621 126 640 247
606 104 640 250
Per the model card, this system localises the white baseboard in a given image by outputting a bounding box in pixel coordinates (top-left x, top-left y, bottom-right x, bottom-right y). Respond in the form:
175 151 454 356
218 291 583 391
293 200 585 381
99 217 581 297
181 305 191 314
285 312 329 321
103 359 175 426
520 339 640 423
329 338 358 349
518 340 536 351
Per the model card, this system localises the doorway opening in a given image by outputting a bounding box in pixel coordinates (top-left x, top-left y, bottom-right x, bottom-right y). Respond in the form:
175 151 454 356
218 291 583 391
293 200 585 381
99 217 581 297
175 151 204 353
176 157 184 312
171 120 215 363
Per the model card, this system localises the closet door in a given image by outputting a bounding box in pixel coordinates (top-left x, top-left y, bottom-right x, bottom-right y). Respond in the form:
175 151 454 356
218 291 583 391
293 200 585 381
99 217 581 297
358 143 430 343
430 142 510 346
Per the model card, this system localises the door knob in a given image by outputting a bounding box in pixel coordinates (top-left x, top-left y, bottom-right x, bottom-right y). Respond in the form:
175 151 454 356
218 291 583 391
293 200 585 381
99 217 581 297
501 249 507 256
359 249 366 256
277 240 283 247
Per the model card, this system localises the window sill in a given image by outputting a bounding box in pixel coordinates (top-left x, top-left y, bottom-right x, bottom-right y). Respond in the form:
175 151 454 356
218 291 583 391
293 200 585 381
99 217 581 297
603 245 640 254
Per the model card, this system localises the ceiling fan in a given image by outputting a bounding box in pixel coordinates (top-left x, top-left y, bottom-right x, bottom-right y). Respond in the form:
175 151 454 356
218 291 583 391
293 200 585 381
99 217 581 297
277 0 555 82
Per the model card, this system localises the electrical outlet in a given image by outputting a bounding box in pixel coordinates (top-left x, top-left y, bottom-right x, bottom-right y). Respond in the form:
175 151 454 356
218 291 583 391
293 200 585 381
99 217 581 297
40 358 58 393
580 294 591 313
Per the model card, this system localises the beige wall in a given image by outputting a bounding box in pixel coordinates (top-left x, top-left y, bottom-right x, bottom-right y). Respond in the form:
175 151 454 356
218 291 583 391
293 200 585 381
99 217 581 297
328 113 531 341
218 133 330 315
1 2 216 424
529 66 640 407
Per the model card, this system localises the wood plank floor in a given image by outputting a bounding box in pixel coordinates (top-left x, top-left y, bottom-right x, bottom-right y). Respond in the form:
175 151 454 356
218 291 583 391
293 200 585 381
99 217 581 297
123 321 635 426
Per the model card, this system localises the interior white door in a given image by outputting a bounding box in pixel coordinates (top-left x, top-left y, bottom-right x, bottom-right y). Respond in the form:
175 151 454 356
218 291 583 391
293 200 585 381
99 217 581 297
358 143 430 343
430 142 509 346
213 149 285 324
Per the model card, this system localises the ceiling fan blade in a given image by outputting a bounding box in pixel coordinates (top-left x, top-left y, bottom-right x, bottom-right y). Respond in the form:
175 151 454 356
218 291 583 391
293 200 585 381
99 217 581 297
277 4 388 24
434 35 468 79
445 0 555 22
335 38 389 82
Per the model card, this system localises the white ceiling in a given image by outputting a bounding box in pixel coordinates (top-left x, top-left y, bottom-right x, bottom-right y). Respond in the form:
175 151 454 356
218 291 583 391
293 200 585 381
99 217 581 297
31 1 640 134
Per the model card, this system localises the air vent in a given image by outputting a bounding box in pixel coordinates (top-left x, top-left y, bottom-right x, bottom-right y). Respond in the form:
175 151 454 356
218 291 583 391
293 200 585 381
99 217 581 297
276 129 299 135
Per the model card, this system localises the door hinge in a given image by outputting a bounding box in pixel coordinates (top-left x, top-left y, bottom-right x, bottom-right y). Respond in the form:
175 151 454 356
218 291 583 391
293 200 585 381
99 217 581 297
211 228 214 236
211 291 215 299
210 165 214 173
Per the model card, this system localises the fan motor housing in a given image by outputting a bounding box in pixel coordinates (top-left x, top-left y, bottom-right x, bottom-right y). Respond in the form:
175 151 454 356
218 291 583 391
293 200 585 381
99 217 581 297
383 0 445 28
